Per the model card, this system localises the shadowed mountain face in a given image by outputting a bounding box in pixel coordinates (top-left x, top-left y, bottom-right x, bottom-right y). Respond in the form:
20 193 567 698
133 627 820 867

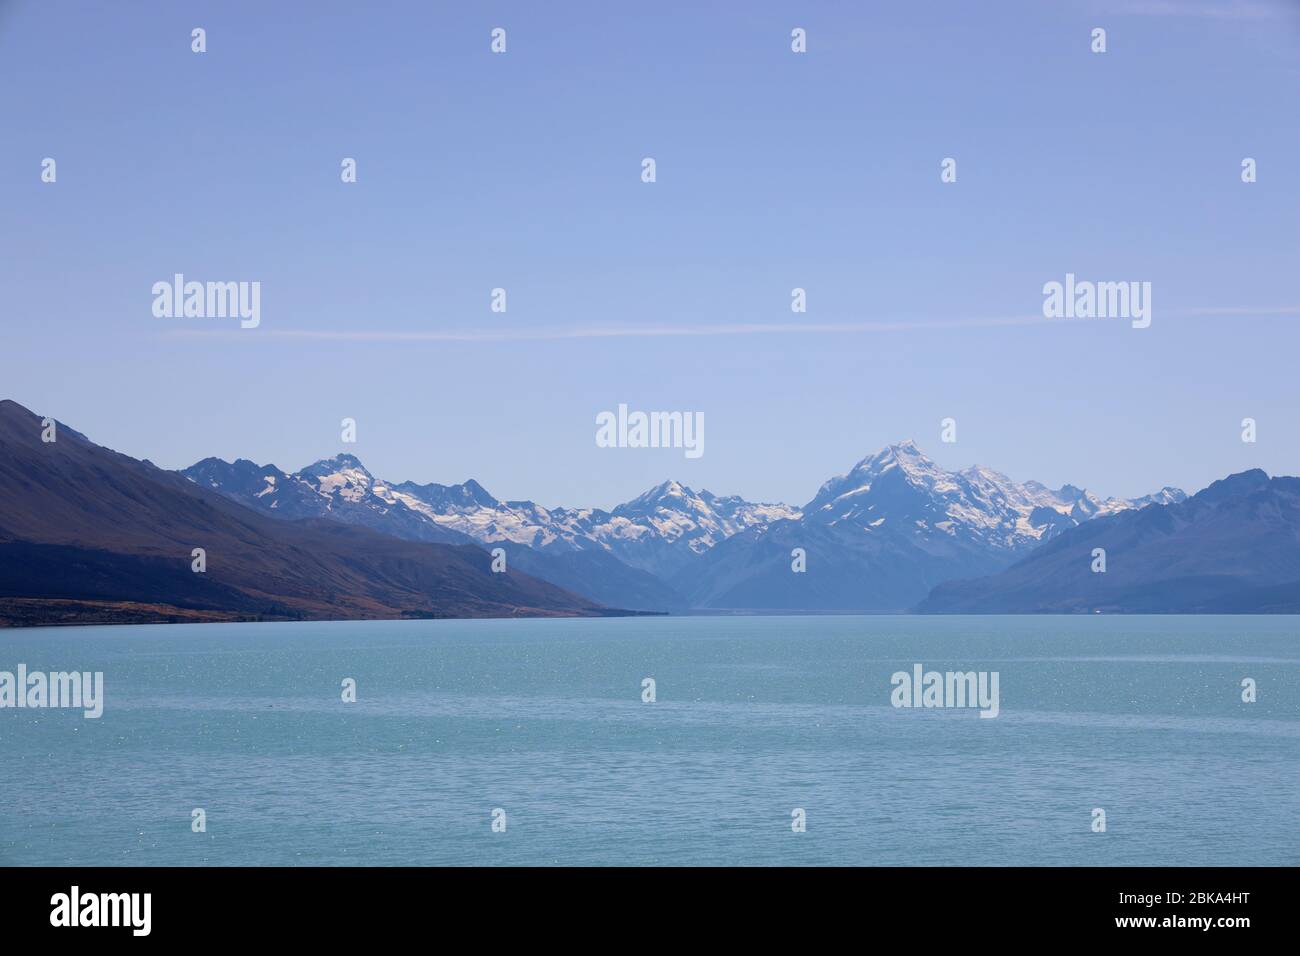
918 470 1300 613
0 400 613 626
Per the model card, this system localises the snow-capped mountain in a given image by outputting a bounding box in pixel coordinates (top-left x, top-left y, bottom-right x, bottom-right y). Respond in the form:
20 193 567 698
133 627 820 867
183 455 477 546
385 475 798 578
920 470 1300 613
184 442 1183 613
594 480 800 578
181 455 795 610
675 442 1185 611
802 440 1185 553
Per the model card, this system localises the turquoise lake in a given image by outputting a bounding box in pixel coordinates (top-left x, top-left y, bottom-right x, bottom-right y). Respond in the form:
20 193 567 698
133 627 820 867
2 615 1297 866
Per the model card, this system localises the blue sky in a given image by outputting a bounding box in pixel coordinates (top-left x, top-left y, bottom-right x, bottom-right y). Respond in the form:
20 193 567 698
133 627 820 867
2 0 1298 509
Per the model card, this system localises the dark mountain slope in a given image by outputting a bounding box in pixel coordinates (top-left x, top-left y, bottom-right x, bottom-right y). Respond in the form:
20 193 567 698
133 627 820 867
0 400 613 626
918 470 1300 613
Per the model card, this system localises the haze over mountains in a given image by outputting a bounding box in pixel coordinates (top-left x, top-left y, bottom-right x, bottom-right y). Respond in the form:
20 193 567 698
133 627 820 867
672 441 1186 611
2 397 1293 626
184 455 796 611
186 455 796 574
185 437 1191 614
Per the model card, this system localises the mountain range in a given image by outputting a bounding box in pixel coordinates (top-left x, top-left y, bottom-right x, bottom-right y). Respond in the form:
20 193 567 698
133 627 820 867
667 441 1185 611
182 455 797 611
183 435 1188 614
2 396 1293 625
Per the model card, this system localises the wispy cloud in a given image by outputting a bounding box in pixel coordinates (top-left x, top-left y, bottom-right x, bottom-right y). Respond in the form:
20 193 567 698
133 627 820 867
1103 0 1291 19
166 315 1043 343
162 306 1297 344
1180 305 1300 316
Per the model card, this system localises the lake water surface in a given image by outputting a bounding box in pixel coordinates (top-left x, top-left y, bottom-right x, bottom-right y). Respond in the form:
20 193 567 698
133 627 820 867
2 615 1297 866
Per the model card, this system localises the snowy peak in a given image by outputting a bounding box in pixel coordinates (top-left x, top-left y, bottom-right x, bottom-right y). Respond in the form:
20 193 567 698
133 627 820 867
618 478 694 513
809 440 947 511
394 472 797 570
180 453 473 545
392 477 501 513
298 453 377 504
183 440 1184 597
182 453 796 578
1132 486 1188 508
307 452 366 471
804 442 1186 552
610 479 800 554
300 453 372 482
850 439 931 478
